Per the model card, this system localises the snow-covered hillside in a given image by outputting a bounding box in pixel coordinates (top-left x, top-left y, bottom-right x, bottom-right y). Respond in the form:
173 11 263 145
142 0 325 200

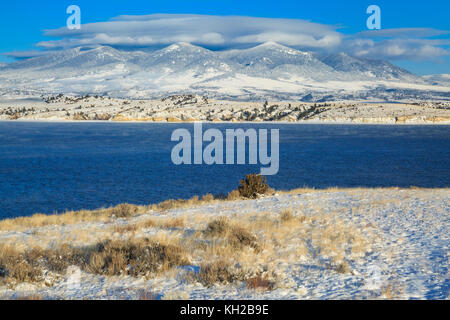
0 42 448 101
0 188 448 300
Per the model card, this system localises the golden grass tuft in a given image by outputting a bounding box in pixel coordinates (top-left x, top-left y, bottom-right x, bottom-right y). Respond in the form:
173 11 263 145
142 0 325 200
0 246 42 285
195 260 240 287
110 203 139 218
0 237 190 286
83 238 189 276
152 194 215 212
226 190 241 201
204 217 231 237
279 208 295 223
204 218 260 252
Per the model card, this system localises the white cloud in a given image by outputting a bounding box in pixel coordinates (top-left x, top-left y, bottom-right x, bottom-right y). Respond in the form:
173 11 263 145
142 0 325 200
4 14 450 62
38 14 343 50
347 38 449 61
356 28 450 38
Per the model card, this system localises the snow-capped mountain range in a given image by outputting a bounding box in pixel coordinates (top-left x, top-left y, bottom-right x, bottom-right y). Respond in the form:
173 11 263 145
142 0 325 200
0 42 449 101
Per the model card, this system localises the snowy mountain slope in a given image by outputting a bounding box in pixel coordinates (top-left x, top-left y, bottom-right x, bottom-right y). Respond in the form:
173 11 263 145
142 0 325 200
0 43 448 100
220 42 339 81
319 52 420 82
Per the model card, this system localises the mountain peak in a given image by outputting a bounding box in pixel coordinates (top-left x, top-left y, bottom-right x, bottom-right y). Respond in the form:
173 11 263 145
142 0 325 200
258 41 283 47
164 42 198 51
251 42 309 55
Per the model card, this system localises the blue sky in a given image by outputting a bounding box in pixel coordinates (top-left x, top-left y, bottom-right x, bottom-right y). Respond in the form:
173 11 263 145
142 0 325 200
1 0 449 74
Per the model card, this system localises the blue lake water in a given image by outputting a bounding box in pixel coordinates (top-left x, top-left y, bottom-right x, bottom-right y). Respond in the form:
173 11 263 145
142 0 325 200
0 122 449 219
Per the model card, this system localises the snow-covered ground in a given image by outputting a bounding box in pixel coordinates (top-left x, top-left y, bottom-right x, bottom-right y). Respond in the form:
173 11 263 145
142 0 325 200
0 188 448 300
0 94 449 123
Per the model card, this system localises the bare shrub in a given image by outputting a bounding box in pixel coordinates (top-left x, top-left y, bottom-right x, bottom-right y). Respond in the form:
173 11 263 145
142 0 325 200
196 260 240 287
213 193 228 200
204 218 260 252
1 238 190 285
110 203 139 218
238 174 269 199
84 239 189 276
204 217 231 237
246 275 275 291
0 246 42 284
280 208 294 223
335 261 351 274
228 226 261 252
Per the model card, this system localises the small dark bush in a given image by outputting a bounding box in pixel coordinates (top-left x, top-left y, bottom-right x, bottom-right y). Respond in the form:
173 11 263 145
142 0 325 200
204 218 261 252
213 193 228 200
111 203 139 218
196 260 240 287
229 227 261 252
204 217 231 237
238 174 269 199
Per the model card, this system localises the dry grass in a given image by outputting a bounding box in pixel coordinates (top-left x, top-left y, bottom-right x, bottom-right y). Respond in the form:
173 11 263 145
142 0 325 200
83 238 189 277
1 182 404 293
204 217 232 237
1 180 435 233
280 208 295 223
246 275 275 291
0 237 190 286
151 194 215 212
110 203 139 218
0 194 209 232
195 260 242 287
0 204 147 232
0 199 375 291
204 218 260 252
112 216 186 235
138 289 161 300
113 224 138 234
226 189 241 200
0 245 42 285
158 217 186 229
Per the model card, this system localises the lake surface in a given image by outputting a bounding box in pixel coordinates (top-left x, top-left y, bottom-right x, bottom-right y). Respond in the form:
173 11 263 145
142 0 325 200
0 122 449 219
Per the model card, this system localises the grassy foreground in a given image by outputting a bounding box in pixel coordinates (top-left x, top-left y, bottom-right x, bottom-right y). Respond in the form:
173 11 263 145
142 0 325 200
0 181 448 299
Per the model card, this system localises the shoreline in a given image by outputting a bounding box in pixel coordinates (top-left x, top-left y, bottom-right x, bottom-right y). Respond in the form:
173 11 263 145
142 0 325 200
1 119 450 125
1 186 448 224
1 95 449 125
